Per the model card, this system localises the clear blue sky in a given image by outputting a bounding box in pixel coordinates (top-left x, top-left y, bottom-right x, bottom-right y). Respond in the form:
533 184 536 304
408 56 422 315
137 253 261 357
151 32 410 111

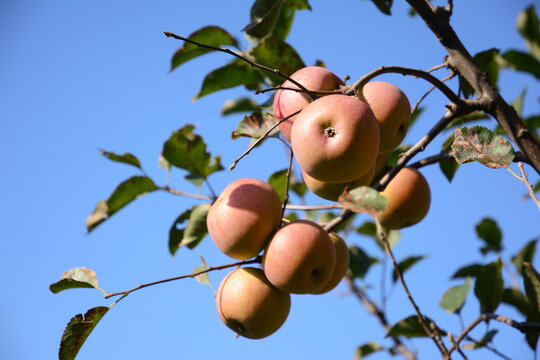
1 1 539 359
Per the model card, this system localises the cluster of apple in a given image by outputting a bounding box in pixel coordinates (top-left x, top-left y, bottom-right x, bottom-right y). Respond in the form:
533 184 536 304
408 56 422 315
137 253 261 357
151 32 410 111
206 66 432 339
207 178 349 339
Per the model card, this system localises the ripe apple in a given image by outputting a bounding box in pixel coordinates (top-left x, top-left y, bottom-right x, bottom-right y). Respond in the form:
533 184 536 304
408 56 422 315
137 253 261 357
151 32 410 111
302 163 375 201
263 219 336 294
378 167 431 229
207 178 282 260
216 267 291 339
312 232 350 294
360 81 411 153
291 94 380 184
273 66 344 142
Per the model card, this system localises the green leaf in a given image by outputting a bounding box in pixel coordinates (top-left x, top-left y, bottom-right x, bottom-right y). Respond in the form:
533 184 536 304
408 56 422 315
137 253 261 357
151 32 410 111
512 239 538 275
169 204 211 256
526 310 540 350
250 37 305 86
163 125 223 179
184 174 204 188
99 149 141 169
272 0 311 41
50 267 100 294
348 246 378 280
439 277 472 314
243 0 284 39
194 62 265 100
170 26 238 71
221 97 260 115
387 315 445 338
502 288 532 316
499 50 540 79
86 176 158 232
460 49 500 98
523 262 540 313
369 0 393 15
339 186 387 216
463 329 498 350
439 157 459 182
268 169 288 202
356 221 400 250
59 306 109 360
354 341 384 359
157 153 170 170
451 126 515 168
474 260 503 313
475 217 503 255
193 255 214 293
231 111 279 141
452 263 483 279
517 5 540 60
392 255 426 283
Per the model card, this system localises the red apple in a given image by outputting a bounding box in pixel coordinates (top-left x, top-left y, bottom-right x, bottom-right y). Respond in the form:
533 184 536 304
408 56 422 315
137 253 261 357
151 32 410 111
291 94 380 184
273 66 344 142
312 232 350 294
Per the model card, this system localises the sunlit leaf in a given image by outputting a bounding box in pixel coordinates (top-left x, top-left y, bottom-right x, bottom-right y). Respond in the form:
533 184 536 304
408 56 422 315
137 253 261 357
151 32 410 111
231 111 279 141
169 204 211 255
439 277 472 313
250 37 305 85
339 186 387 216
193 255 214 293
517 6 540 60
59 307 109 360
354 341 384 359
513 239 538 275
163 125 223 179
268 169 288 202
348 246 378 280
387 315 445 338
170 26 238 71
474 260 503 313
221 97 260 115
99 150 141 169
451 126 515 168
392 255 425 283
158 153 170 170
475 217 502 255
50 267 100 294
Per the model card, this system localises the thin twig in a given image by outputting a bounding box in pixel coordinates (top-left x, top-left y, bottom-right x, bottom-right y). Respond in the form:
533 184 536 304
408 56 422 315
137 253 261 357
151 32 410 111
104 256 262 299
411 72 455 115
285 204 342 210
375 219 449 358
160 186 213 201
464 336 513 360
163 31 316 100
517 162 540 211
426 63 447 73
229 109 302 171
255 86 342 96
281 149 294 223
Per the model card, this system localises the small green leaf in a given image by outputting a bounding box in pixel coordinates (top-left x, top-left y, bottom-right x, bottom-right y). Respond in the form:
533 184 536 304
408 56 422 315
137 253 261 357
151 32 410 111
475 217 503 255
231 111 279 141
99 150 141 169
50 267 100 294
387 315 445 338
157 153 170 170
268 169 288 202
370 0 393 15
502 288 532 316
439 157 459 182
512 239 537 275
250 37 305 86
523 262 540 313
339 186 387 216
354 341 384 359
439 277 472 313
243 0 284 39
356 221 400 250
184 174 204 188
221 97 260 115
499 50 540 79
163 125 223 179
392 255 426 283
169 204 211 256
474 260 503 313
462 329 498 350
170 26 238 71
348 246 378 280
451 263 483 279
517 6 540 60
86 176 158 232
194 62 265 100
59 307 109 360
526 310 540 350
451 126 515 168
272 0 311 41
193 255 215 293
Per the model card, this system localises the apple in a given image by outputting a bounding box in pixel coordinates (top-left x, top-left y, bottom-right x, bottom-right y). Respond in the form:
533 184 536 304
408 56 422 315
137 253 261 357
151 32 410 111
378 167 431 229
312 232 350 294
273 66 344 142
207 178 282 260
216 267 291 339
302 163 375 201
372 151 391 181
263 219 336 294
291 94 380 184
360 81 411 153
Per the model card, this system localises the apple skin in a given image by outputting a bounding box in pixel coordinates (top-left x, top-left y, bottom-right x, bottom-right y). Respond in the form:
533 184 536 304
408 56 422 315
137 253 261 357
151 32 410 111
312 232 350 294
207 178 282 260
273 66 344 142
302 163 375 201
378 167 431 229
216 267 291 339
360 81 411 153
263 219 336 294
291 94 380 184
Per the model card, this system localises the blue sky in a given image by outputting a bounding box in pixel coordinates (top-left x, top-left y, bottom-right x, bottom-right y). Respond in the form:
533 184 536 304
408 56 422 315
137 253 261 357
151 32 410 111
1 1 539 359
